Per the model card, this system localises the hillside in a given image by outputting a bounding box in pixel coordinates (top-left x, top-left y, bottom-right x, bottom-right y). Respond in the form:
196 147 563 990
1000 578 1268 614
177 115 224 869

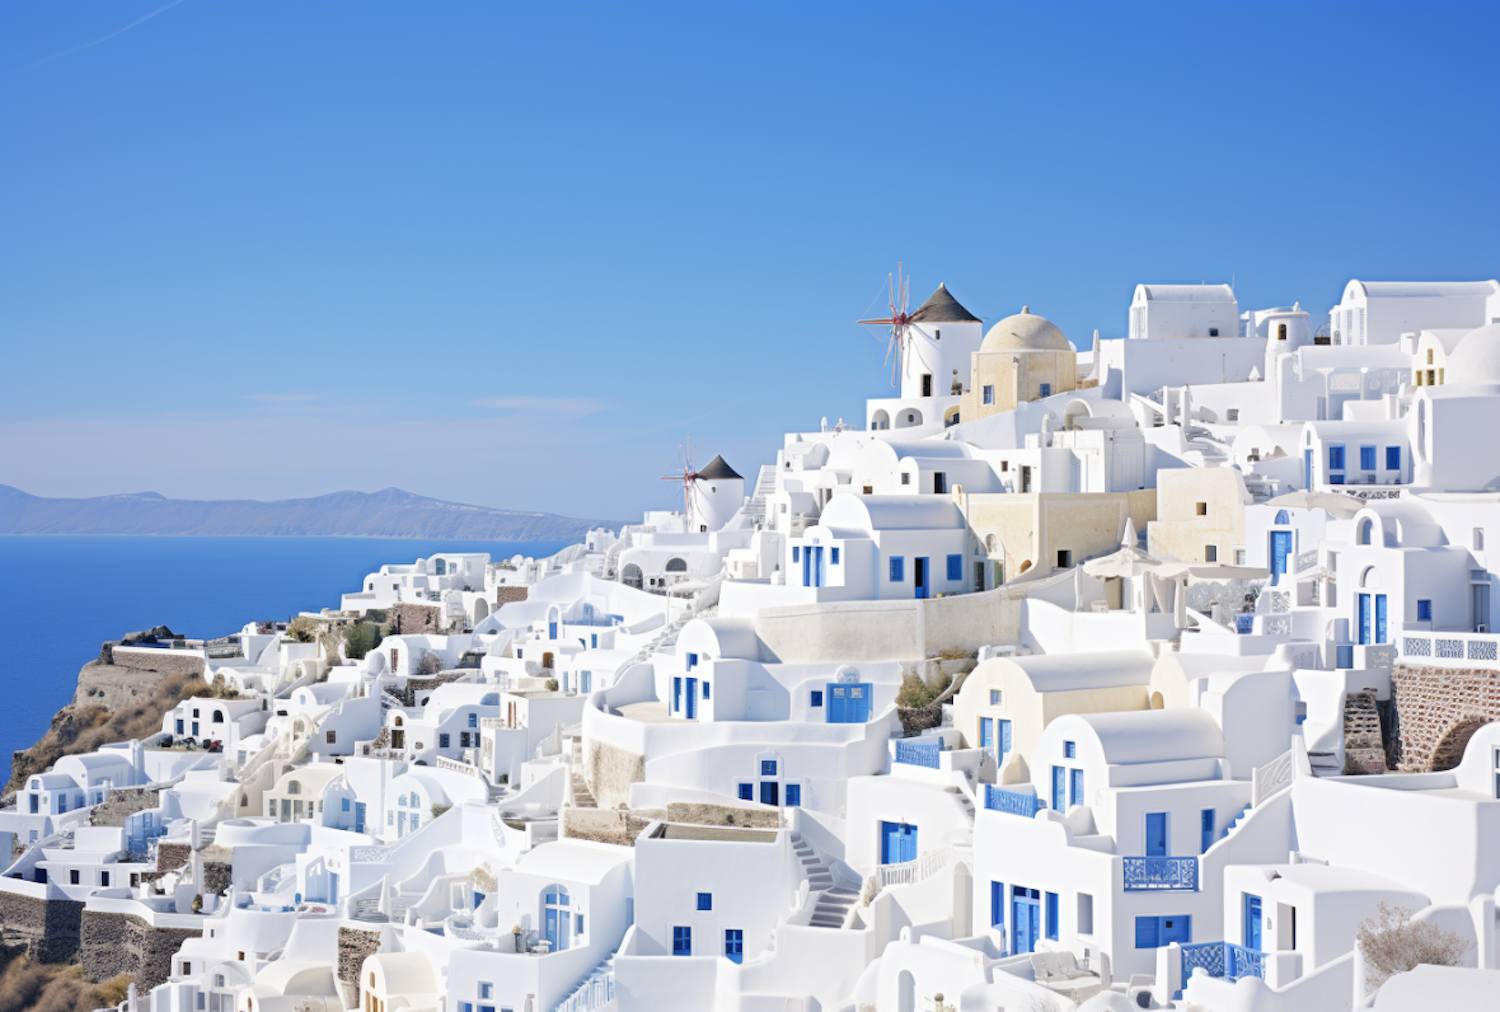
0 484 621 541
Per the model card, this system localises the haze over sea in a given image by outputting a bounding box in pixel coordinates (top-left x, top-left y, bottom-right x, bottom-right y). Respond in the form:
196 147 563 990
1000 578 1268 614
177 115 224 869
0 536 565 781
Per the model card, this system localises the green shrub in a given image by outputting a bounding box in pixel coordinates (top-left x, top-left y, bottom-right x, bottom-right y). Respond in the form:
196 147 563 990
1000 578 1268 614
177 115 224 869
343 622 383 660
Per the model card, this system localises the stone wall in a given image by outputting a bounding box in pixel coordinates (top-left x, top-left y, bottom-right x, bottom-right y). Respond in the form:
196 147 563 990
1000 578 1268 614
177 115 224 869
89 787 163 828
391 603 443 635
562 808 659 847
109 650 205 678
338 926 382 986
897 704 944 737
1390 662 1500 771
79 910 200 991
495 587 529 605
664 802 779 829
71 660 176 712
0 891 84 963
584 738 645 810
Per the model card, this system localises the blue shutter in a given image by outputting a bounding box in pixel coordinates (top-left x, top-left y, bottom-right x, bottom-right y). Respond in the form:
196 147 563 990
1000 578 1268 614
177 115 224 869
1046 892 1059 940
1135 916 1161 949
947 554 962 581
1386 446 1401 471
738 783 753 801
1360 446 1376 470
1329 445 1345 471
785 784 801 806
990 881 1004 926
890 556 904 582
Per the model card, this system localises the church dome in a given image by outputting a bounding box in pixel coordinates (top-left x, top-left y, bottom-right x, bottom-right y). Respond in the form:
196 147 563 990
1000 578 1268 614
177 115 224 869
980 306 1072 353
1445 323 1500 385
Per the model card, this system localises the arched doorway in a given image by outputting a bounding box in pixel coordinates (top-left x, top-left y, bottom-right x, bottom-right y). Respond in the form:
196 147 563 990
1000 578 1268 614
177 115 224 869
1431 717 1490 771
871 409 890 430
665 558 687 574
621 564 643 590
473 599 490 624
952 861 973 937
897 970 916 1012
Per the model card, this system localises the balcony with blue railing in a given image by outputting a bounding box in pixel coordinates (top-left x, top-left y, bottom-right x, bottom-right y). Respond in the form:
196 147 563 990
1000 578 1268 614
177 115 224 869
1181 941 1265 984
1122 855 1198 891
982 785 1043 818
894 740 942 769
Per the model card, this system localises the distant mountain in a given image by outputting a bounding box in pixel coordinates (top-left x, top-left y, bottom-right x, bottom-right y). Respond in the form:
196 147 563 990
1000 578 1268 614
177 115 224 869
0 484 623 542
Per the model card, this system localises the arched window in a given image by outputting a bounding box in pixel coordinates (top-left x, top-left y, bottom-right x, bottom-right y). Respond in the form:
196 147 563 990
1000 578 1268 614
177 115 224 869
409 792 420 807
287 781 301 795
543 884 573 951
212 710 225 723
1274 510 1290 526
665 558 688 573
1357 519 1374 546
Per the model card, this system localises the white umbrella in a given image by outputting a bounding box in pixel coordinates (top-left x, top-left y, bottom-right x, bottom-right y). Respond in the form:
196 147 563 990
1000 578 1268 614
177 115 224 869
1082 545 1165 580
1267 491 1365 520
1155 562 1271 581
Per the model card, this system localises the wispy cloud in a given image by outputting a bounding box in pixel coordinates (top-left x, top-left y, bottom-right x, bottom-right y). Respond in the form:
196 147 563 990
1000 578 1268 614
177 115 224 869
23 0 188 71
473 396 610 419
242 393 327 405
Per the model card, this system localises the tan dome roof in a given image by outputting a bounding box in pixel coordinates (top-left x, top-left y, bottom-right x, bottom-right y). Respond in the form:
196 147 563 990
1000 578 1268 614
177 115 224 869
1446 323 1500 385
980 307 1072 353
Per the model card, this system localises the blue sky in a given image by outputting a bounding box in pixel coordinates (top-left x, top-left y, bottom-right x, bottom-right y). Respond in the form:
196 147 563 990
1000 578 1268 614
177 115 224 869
2 0 1496 519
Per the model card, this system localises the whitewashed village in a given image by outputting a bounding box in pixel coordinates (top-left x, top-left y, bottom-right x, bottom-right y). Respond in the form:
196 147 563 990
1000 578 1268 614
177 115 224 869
4 275 1500 1012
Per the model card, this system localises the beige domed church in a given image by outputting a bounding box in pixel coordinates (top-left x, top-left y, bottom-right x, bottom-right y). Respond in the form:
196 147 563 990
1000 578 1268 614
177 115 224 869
958 306 1078 421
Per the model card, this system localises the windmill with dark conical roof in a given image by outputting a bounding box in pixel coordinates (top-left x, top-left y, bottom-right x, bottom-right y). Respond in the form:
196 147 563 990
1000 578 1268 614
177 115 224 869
859 266 984 423
660 440 745 533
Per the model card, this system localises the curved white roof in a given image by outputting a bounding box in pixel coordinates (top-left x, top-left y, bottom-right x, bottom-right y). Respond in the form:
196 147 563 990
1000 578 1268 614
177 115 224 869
980 309 1072 353
819 494 964 532
1347 280 1499 300
516 839 632 885
1445 323 1500 386
1077 709 1223 764
251 960 339 997
366 950 438 995
1134 284 1236 303
1002 651 1155 692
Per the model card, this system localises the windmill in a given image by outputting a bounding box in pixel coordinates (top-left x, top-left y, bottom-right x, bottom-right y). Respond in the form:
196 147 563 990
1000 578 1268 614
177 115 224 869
858 262 936 386
661 438 704 521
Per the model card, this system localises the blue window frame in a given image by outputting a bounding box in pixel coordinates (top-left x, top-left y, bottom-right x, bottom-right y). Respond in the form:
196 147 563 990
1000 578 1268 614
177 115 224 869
1045 892 1059 940
810 690 823 707
724 928 744 963
990 880 1004 927
890 556 905 582
1039 382 1052 398
1417 599 1432 621
830 547 840 565
761 759 777 777
785 784 801 806
439 733 450 748
989 689 1000 705
760 781 779 806
1360 445 1377 470
1328 444 1345 471
342 798 351 812
983 385 994 405
1330 472 1345 484
1201 809 1216 853
738 783 753 801
686 652 698 669
1386 446 1401 471
458 1004 473 1012
791 546 800 563
697 892 712 911
1069 768 1084 807
1063 740 1076 759
672 926 692 956
702 681 710 700
947 554 963 581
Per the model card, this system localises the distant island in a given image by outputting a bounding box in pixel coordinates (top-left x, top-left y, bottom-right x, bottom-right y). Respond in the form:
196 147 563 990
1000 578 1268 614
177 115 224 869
0 484 624 541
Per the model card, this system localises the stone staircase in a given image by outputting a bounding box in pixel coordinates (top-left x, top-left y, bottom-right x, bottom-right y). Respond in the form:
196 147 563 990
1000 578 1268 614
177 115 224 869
569 766 597 809
792 832 857 929
742 464 778 526
552 951 616 1012
1343 690 1388 774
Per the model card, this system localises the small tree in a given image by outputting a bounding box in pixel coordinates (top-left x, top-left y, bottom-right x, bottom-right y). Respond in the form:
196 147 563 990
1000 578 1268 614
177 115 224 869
287 616 320 643
1357 902 1469 991
414 650 443 677
343 622 382 661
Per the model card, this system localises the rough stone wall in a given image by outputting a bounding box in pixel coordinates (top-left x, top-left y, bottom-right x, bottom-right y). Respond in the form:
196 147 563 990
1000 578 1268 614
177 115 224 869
109 650 205 677
79 911 200 991
71 660 175 712
338 927 382 986
584 738 645 810
406 671 469 704
495 587 529 605
391 603 443 635
1342 691 1388 774
156 843 190 875
665 802 779 829
1390 663 1500 771
898 704 944 737
0 892 84 963
89 787 163 828
562 808 658 846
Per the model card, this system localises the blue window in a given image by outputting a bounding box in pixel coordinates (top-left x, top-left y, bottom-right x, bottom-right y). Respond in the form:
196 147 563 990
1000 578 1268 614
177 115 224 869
1417 599 1432 621
738 783 753 801
342 798 351 812
459 1004 473 1012
672 926 692 956
1039 382 1052 398
947 554 962 581
439 733 450 748
990 881 1004 927
591 634 597 648
1069 768 1084 807
1328 445 1345 471
792 546 800 563
989 689 1001 705
702 681 710 700
686 652 698 670
1045 892 1059 940
890 556 905 582
1386 446 1401 471
1063 740 1076 759
479 983 493 1000
1136 915 1191 948
724 928 744 963
697 892 712 911
761 759 777 777
830 547 840 565
983 385 994 405
1329 472 1345 485
785 784 801 806
1360 446 1376 470
810 690 823 707
1201 809 1216 854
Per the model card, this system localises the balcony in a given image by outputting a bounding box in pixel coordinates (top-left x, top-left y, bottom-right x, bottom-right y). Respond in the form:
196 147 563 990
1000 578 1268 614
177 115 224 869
1121 855 1198 891
982 785 1043 818
1398 630 1499 665
893 740 942 769
1181 941 1265 983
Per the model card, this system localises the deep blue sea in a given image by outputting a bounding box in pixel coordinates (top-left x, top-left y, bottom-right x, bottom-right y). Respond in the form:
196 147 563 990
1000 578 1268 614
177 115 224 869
0 536 566 781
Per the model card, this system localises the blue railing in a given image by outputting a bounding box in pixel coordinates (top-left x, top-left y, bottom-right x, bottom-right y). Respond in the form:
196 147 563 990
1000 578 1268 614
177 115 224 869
1235 614 1254 635
1122 856 1198 891
983 785 1043 818
894 740 942 768
1181 942 1264 985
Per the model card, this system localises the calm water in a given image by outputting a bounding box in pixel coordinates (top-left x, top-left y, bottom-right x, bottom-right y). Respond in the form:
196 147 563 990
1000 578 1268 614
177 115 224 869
0 536 566 780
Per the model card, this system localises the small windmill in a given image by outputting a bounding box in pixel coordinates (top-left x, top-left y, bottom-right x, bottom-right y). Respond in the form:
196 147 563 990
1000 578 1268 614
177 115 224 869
661 438 704 519
858 262 940 386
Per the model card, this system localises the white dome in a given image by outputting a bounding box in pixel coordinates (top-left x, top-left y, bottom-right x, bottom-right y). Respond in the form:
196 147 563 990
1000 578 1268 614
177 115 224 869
1446 323 1500 385
980 307 1071 353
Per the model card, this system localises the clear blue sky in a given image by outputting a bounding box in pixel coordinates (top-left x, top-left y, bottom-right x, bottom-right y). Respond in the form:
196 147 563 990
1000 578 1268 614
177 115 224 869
2 1 1496 519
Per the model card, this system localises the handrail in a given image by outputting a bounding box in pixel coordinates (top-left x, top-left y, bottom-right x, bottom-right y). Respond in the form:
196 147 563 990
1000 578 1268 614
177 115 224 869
1252 749 1294 806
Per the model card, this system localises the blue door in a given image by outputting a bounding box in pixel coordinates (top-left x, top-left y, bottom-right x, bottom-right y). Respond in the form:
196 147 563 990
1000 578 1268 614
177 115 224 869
802 548 811 587
827 683 871 723
914 558 929 599
685 678 697 719
998 719 1013 762
1359 594 1372 645
1146 813 1168 856
1051 765 1067 810
816 546 826 587
1270 531 1292 585
672 925 691 956
354 802 366 833
760 781 778 806
980 718 994 757
879 821 917 863
673 677 683 713
1012 888 1041 955
1244 894 1263 951
549 621 558 639
1304 449 1314 486
1069 768 1085 807
724 929 743 963
1376 594 1388 644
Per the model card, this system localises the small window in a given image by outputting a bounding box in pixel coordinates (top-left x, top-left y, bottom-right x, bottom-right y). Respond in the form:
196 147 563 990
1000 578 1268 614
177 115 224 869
439 733 450 748
792 546 800 563
1195 502 1208 516
1386 446 1401 471
810 691 824 708
1208 328 1219 337
1360 446 1377 471
70 870 80 885
468 713 478 728
738 783 753 801
1475 529 1486 551
761 759 777 777
900 473 910 485
890 557 905 582
100 870 110 887
1227 408 1239 422
830 547 840 564
697 892 712 911
786 784 802 806
1235 549 1247 565
480 983 493 1000
1045 891 1059 940
1078 893 1094 935
982 385 995 405
947 554 963 581
1064 740 1076 759
1417 600 1433 621
686 652 698 670
989 689 1001 706
1205 545 1218 563
1039 382 1052 398
702 681 710 700
326 730 336 744
1056 550 1072 568
1277 323 1287 341
1328 445 1346 472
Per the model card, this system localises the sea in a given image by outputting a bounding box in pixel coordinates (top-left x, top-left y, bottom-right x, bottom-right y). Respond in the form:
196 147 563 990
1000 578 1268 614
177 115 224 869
0 536 567 782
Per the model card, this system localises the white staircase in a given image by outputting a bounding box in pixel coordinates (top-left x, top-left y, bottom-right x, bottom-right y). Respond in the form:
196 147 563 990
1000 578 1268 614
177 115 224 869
552 951 616 1012
792 832 858 929
742 464 778 526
